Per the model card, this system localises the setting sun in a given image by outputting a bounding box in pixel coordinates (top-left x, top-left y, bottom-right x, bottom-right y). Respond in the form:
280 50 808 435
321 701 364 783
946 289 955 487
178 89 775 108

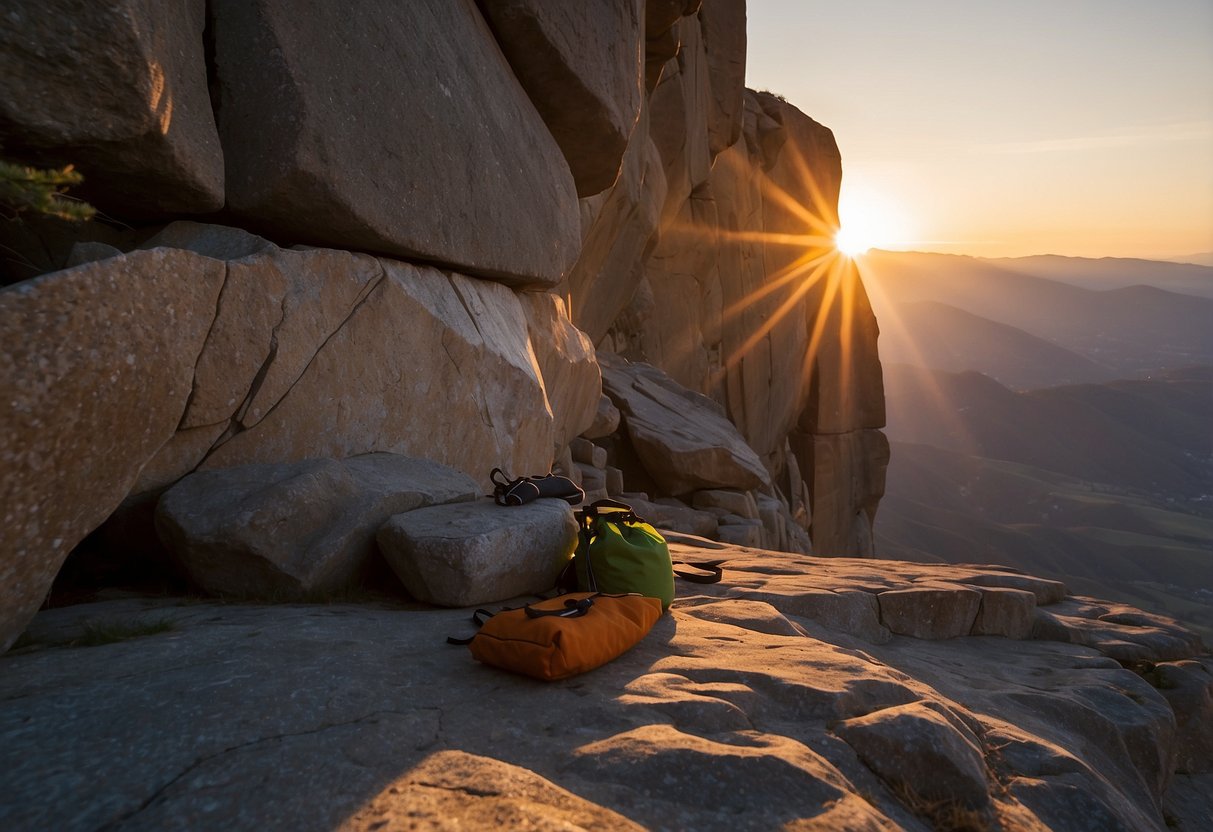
833 183 912 255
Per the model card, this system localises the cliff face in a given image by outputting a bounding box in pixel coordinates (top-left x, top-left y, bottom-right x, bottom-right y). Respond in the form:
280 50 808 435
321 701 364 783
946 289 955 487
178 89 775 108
0 0 887 648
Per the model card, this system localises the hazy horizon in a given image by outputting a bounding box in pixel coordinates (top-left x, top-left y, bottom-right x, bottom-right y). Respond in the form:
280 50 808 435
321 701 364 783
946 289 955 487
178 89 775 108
745 0 1213 261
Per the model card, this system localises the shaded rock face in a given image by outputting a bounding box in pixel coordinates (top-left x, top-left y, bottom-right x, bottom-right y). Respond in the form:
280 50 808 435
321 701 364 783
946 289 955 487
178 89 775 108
479 0 645 197
0 0 224 216
209 0 580 287
0 250 224 652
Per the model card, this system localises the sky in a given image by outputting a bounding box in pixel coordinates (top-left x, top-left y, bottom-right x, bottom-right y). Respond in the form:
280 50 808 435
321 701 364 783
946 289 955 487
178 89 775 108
744 0 1213 260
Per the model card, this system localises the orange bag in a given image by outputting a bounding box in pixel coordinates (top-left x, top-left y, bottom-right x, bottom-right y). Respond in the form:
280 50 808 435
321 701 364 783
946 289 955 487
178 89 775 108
458 593 661 681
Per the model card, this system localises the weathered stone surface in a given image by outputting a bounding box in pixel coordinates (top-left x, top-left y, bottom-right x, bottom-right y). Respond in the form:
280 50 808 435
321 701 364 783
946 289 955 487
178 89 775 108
379 498 576 607
209 0 579 287
601 353 769 494
196 259 555 490
835 701 992 809
623 496 717 537
791 427 889 556
1 544 1207 830
1154 659 1213 773
605 466 625 495
1031 597 1206 663
969 585 1037 638
878 584 983 640
582 392 622 439
692 488 757 519
960 570 1067 605
0 249 224 651
566 105 666 343
716 521 761 548
155 455 478 598
698 0 747 156
648 16 713 226
339 750 643 831
480 0 644 197
137 220 275 262
569 437 597 466
63 241 121 269
521 292 601 449
0 0 223 216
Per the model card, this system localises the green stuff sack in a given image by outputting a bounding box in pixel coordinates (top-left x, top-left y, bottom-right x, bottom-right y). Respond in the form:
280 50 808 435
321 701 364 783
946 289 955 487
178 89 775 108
571 500 676 611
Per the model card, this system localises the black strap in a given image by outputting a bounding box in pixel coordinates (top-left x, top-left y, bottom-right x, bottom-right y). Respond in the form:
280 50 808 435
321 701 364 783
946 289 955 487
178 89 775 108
524 596 595 619
673 560 725 584
445 608 495 645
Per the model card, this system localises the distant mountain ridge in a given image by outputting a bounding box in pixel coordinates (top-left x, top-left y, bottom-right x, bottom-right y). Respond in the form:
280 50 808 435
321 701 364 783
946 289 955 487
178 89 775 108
865 250 1213 641
860 249 1213 386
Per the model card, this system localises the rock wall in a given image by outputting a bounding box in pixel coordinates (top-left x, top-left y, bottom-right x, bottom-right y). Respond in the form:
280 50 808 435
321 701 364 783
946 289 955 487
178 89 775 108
0 0 888 650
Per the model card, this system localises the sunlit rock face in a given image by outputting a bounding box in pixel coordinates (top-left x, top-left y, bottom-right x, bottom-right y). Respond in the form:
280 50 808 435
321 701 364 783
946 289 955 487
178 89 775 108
572 4 888 555
0 0 224 216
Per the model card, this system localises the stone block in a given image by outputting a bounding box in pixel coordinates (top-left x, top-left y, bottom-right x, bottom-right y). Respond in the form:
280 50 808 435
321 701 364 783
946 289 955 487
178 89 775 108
155 454 478 598
877 584 981 640
378 498 576 607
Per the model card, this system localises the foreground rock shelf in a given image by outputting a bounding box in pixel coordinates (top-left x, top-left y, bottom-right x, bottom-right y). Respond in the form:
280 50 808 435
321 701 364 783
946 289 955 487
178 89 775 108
2 545 1209 831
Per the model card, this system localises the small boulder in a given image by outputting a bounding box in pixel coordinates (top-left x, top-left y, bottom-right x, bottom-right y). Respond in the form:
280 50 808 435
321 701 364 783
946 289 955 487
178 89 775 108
691 488 757 519
834 701 992 810
155 454 478 598
969 585 1036 639
583 393 622 439
379 499 577 607
877 583 982 640
601 354 769 494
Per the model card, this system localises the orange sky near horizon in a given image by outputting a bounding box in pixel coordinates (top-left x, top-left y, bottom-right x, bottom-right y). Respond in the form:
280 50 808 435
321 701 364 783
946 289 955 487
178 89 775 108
745 1 1213 262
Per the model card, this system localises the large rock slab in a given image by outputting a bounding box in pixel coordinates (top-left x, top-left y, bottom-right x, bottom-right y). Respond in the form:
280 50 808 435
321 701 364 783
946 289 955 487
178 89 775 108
0 249 224 651
480 0 644 197
340 750 643 831
601 353 769 495
0 544 1207 830
190 256 556 490
379 498 577 606
0 0 223 216
209 0 579 287
835 701 992 810
156 454 478 598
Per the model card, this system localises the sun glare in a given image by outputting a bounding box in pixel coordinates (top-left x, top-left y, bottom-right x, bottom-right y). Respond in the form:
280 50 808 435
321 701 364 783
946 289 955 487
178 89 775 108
833 185 911 256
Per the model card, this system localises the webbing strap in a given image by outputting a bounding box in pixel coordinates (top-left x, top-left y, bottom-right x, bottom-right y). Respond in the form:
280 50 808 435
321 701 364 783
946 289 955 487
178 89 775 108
673 560 725 584
524 596 595 619
445 608 496 645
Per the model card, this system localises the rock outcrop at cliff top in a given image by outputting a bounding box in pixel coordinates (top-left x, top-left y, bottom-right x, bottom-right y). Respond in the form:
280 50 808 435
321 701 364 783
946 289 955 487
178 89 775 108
0 0 888 649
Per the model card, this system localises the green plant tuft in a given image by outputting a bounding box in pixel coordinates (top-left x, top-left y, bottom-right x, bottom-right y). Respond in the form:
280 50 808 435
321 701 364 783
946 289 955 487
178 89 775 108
0 157 96 221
